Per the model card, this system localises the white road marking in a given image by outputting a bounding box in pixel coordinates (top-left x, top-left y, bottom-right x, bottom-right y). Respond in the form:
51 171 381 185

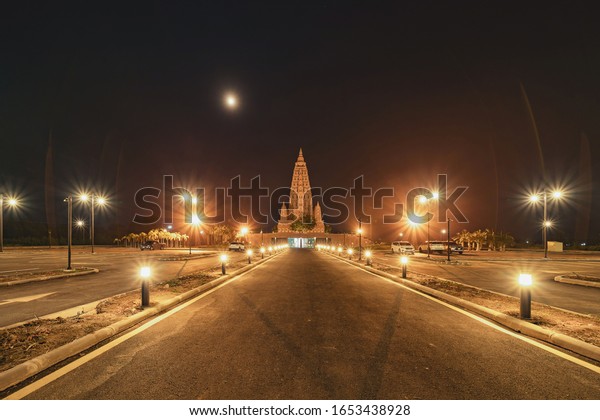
0 292 56 306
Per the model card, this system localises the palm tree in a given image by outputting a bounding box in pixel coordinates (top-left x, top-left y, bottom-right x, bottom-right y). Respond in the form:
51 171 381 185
453 229 471 250
485 229 496 251
471 229 487 251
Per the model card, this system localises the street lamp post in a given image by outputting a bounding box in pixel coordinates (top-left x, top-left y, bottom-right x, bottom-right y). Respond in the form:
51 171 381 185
0 194 17 252
0 193 4 253
64 196 73 270
76 220 86 243
530 190 562 259
79 194 107 254
357 219 362 261
446 219 452 262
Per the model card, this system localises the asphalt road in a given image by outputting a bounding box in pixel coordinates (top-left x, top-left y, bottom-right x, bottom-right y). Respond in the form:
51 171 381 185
374 251 600 315
0 247 246 327
15 249 600 399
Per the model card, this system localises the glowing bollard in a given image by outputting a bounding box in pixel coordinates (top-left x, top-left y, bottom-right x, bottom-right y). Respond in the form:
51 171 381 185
247 249 253 264
400 256 408 279
365 250 372 266
519 274 533 319
140 266 151 307
220 254 228 275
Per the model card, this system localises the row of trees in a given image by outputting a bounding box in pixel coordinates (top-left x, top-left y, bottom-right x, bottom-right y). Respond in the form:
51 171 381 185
113 224 244 248
114 229 189 248
453 229 515 252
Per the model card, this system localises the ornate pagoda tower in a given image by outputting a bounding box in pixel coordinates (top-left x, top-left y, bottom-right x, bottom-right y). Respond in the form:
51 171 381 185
289 148 313 219
277 148 325 233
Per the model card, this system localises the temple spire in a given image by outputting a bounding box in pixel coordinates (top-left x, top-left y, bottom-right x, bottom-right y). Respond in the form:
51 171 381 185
297 148 304 162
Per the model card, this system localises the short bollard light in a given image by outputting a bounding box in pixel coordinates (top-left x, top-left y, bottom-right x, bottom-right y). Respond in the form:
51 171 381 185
365 250 372 266
400 256 408 278
337 246 343 256
519 273 533 319
220 254 228 275
140 266 151 307
260 247 266 258
246 249 253 264
347 248 354 260
268 246 273 255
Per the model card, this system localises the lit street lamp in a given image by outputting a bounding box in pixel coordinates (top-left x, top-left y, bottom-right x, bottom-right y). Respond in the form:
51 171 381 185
529 190 563 259
79 194 107 254
419 193 437 259
0 194 19 253
64 196 73 270
190 214 201 255
445 219 452 262
357 219 363 261
75 220 86 243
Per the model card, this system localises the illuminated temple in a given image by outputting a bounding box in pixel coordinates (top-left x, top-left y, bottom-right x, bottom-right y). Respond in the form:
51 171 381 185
276 148 325 233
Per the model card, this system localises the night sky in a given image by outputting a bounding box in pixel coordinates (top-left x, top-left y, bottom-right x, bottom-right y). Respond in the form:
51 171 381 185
2 1 599 244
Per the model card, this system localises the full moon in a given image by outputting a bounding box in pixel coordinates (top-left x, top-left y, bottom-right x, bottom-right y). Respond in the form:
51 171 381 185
224 93 238 109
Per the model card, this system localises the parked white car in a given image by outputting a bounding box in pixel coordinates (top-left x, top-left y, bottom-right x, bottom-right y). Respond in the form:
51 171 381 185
228 242 246 252
391 241 415 254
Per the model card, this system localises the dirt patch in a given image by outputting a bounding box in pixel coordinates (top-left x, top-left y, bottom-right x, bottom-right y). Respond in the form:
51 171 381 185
0 260 249 373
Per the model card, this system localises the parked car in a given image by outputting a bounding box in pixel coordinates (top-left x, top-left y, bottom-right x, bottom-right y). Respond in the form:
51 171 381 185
448 242 464 254
140 240 165 251
391 241 415 254
418 241 446 254
228 242 246 252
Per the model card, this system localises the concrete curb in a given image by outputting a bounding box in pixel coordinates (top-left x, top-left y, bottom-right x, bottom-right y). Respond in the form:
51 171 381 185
0 252 283 393
322 251 600 363
554 275 600 288
0 268 99 287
